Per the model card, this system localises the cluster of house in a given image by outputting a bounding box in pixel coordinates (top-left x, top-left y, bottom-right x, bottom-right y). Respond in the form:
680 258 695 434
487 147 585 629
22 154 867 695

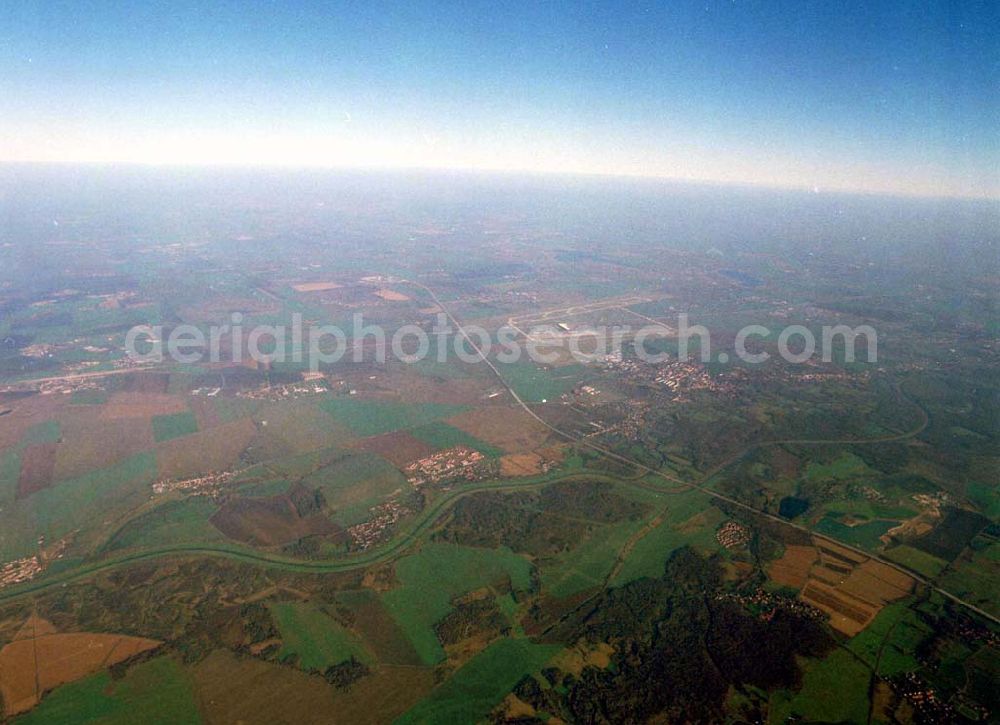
152 470 240 497
404 446 490 487
0 555 42 590
653 360 740 401
112 355 155 370
235 381 329 401
892 673 955 720
347 500 411 550
715 588 825 624
601 356 740 403
715 521 751 549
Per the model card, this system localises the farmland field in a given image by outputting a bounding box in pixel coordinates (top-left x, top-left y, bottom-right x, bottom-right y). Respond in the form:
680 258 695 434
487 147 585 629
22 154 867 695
884 544 948 577
381 543 533 664
768 649 871 724
408 421 503 457
13 655 199 725
396 638 560 725
318 398 469 437
0 155 997 725
611 491 723 586
151 411 199 443
270 601 372 671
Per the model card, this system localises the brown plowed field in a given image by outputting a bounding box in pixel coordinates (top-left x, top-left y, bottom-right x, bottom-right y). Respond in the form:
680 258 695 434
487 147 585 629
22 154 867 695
446 407 552 453
17 442 58 498
766 545 817 589
210 493 344 547
354 430 436 468
0 615 160 716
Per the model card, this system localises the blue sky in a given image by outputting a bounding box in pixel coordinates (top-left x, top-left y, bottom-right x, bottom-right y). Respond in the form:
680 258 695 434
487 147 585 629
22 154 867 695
1 1 997 197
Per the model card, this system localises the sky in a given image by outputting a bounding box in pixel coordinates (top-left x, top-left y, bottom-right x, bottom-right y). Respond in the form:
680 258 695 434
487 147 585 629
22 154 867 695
1 1 997 198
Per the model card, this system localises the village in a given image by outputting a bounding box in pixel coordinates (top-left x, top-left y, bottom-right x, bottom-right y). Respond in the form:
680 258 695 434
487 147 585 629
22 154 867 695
403 446 496 488
152 470 242 498
0 555 42 591
715 521 752 550
232 378 331 401
714 588 826 625
347 499 412 551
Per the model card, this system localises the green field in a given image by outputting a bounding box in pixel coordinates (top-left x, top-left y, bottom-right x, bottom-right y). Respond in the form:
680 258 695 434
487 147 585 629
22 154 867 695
381 542 533 665
14 655 200 725
409 421 502 457
938 545 1000 618
211 396 260 424
0 449 20 509
0 452 158 559
152 411 199 443
884 544 948 578
70 389 109 405
252 399 357 454
497 360 585 403
813 515 896 550
804 452 871 482
106 498 226 551
270 601 372 671
395 638 560 725
768 649 871 724
21 420 61 446
304 452 408 526
318 398 468 437
847 600 930 676
967 481 1000 519
541 518 646 598
612 491 722 586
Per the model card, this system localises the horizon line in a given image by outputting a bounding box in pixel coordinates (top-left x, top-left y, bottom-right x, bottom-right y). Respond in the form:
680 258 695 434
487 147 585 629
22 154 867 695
1 158 997 204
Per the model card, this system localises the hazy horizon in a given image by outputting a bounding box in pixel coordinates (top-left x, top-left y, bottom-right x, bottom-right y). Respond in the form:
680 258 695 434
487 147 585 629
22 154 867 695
2 1 997 198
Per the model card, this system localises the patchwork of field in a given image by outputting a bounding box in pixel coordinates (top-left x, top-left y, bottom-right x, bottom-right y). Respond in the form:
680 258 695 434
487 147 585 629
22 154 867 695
497 360 587 402
938 539 1000 618
767 545 818 589
104 392 188 421
252 399 356 455
847 599 932 676
0 270 996 725
17 442 58 498
541 515 650 598
0 615 161 716
53 417 155 481
0 452 158 560
304 451 408 527
785 538 915 636
334 590 424 667
152 411 199 443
